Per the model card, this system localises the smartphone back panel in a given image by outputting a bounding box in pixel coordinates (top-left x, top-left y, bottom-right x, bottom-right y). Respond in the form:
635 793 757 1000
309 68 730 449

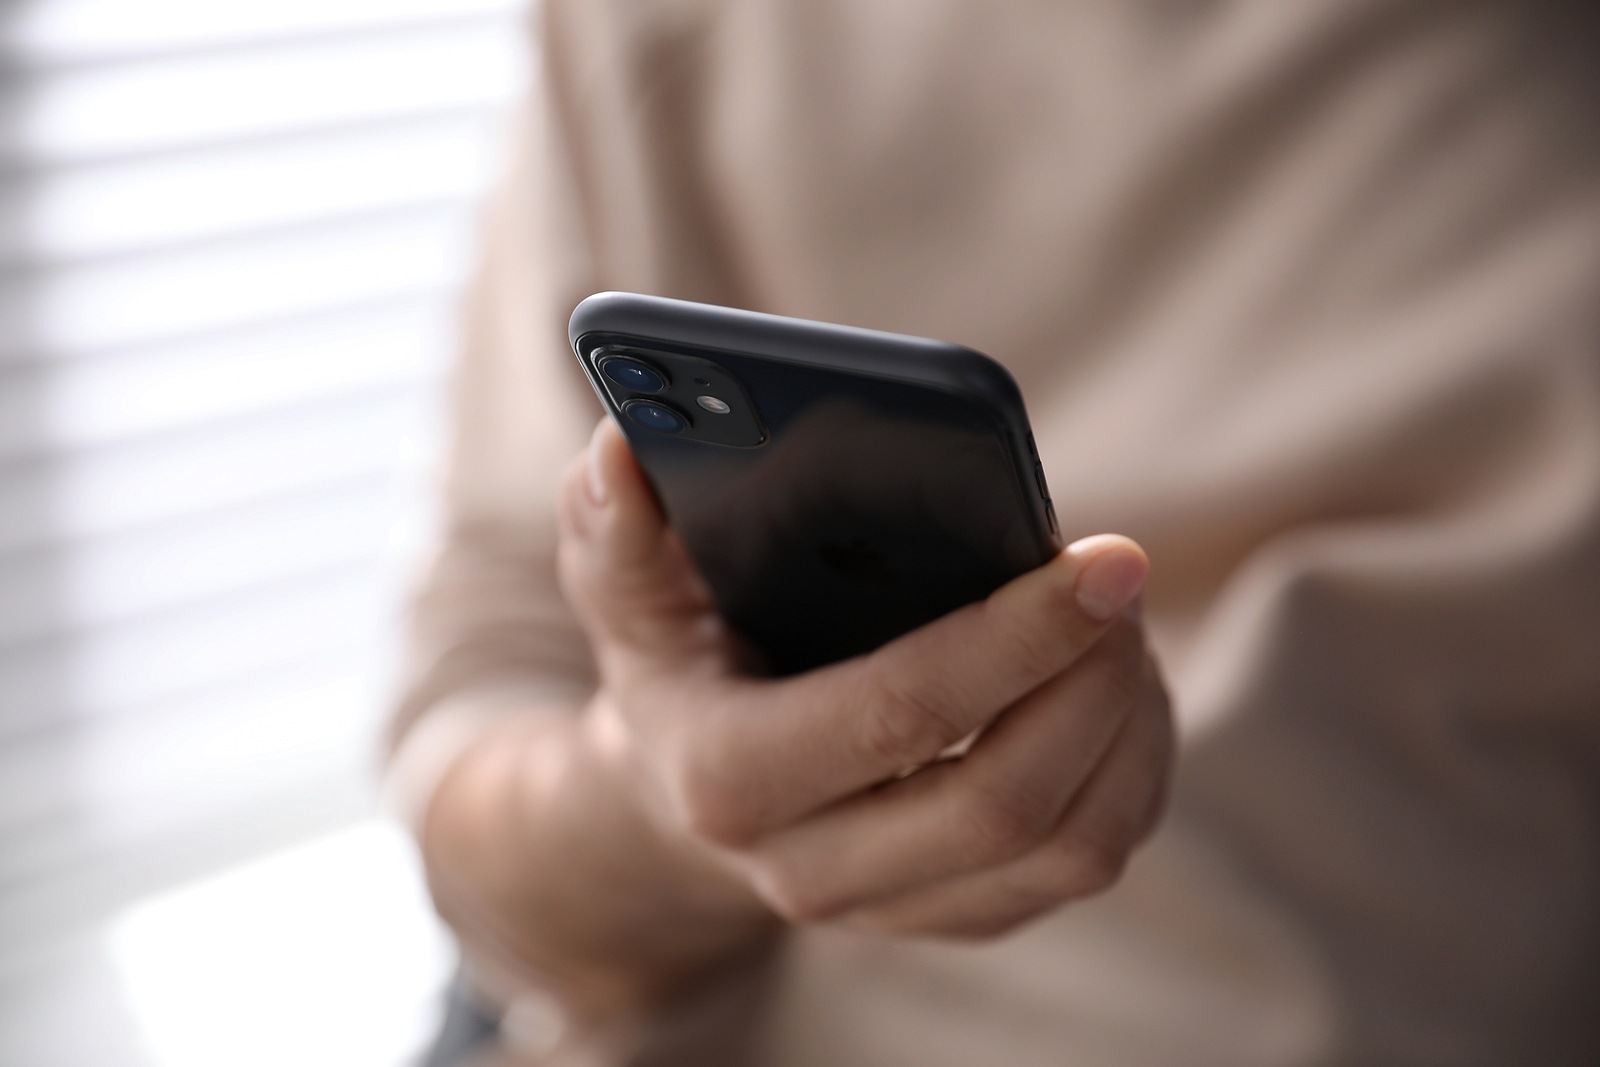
570 292 1060 676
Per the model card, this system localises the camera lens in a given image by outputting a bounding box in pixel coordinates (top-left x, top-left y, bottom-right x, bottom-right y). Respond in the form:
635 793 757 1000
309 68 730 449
600 356 666 393
623 399 688 434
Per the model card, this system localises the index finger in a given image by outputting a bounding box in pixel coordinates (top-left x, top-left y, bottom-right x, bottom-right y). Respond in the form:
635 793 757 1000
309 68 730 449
676 535 1149 843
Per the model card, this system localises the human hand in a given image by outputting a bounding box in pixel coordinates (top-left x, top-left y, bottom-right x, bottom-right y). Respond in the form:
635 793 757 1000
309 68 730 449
556 419 1173 939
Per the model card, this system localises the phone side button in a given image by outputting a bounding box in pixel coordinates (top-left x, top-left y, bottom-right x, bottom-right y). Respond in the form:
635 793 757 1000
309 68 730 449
1033 462 1049 499
1045 500 1059 534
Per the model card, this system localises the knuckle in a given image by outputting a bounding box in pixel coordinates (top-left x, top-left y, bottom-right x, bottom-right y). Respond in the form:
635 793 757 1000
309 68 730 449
555 456 587 523
934 911 1040 942
555 529 596 607
1090 622 1148 711
654 702 764 846
676 789 755 848
1131 711 1177 843
1106 617 1148 667
749 863 841 925
665 754 756 848
840 909 906 938
1040 839 1128 900
982 599 1066 681
958 781 1055 862
1134 783 1170 844
989 563 1097 664
860 674 970 767
1140 686 1177 762
555 541 585 613
850 899 1047 943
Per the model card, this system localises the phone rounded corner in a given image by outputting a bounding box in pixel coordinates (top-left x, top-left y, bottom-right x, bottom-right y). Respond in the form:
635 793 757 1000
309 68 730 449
945 344 1027 411
568 291 631 355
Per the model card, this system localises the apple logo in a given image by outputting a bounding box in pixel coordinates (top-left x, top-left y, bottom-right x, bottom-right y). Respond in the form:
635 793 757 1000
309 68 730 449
817 538 898 586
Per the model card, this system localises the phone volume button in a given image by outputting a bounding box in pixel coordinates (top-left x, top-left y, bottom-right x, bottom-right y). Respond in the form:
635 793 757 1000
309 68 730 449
1032 462 1049 499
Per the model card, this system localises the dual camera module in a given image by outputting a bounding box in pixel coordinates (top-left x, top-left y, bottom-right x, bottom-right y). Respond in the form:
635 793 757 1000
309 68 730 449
601 357 714 434
592 347 766 447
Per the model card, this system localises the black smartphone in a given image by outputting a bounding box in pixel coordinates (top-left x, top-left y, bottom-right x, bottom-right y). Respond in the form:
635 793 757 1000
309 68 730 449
569 292 1061 676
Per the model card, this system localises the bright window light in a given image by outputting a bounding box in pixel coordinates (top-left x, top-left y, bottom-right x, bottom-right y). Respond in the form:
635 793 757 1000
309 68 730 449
108 819 456 1067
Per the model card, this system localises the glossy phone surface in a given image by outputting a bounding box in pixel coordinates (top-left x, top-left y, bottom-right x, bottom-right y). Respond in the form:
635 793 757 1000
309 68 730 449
570 292 1061 676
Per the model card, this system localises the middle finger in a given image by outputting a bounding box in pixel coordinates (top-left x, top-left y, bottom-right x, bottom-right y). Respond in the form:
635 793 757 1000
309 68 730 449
739 621 1147 921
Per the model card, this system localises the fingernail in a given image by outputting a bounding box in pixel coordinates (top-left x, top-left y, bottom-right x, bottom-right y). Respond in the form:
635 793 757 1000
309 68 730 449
585 422 610 507
1075 550 1148 622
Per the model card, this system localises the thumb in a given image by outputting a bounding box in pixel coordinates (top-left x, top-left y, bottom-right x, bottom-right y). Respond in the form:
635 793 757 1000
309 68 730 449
558 418 728 676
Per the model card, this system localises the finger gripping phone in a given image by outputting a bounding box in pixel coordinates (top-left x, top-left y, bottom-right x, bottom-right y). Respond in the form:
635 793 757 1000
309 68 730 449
569 292 1061 676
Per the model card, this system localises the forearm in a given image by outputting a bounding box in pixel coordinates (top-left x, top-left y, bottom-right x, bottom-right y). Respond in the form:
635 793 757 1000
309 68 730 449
419 698 778 1019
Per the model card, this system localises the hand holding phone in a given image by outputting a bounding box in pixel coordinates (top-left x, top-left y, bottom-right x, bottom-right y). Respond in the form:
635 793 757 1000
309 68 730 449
554 419 1172 939
569 292 1065 675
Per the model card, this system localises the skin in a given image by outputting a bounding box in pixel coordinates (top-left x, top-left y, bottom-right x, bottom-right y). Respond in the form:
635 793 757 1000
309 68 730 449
422 419 1174 1021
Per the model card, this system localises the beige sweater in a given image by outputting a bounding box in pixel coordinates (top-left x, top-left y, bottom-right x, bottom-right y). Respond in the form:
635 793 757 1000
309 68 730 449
392 1 1600 1063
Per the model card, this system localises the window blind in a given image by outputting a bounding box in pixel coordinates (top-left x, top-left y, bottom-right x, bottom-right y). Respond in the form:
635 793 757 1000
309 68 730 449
0 2 526 1061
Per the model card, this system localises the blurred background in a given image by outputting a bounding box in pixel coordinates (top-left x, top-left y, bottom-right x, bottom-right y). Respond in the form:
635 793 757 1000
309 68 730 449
0 0 530 1062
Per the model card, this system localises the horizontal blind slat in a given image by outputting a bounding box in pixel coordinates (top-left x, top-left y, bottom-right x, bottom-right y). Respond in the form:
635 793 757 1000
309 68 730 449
0 672 381 881
0 569 390 736
0 114 503 267
1 20 525 170
0 300 448 458
4 0 522 68
0 480 408 646
0 207 470 363
0 390 431 554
